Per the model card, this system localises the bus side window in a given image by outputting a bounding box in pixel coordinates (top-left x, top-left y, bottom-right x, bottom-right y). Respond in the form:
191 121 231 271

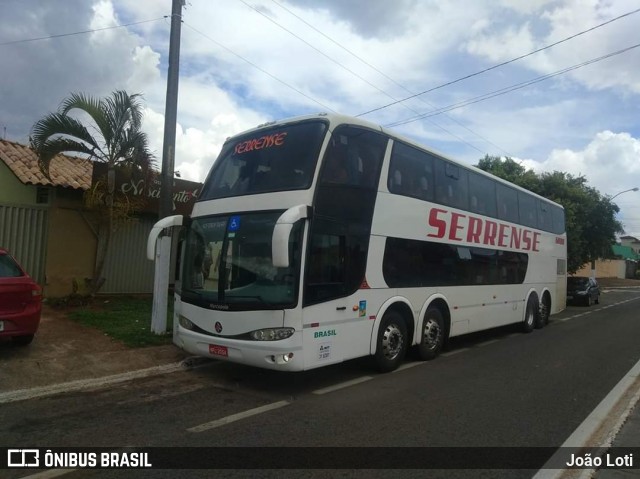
518 191 537 228
390 168 403 191
388 141 434 200
308 234 345 283
435 159 468 210
325 150 349 184
321 127 386 188
538 200 553 232
552 205 566 234
468 171 496 217
416 168 432 199
496 184 518 223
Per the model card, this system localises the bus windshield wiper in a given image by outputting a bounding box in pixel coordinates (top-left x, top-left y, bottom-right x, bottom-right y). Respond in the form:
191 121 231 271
225 294 266 302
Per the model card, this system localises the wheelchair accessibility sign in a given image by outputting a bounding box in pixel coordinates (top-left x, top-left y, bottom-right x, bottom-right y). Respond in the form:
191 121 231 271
228 216 241 231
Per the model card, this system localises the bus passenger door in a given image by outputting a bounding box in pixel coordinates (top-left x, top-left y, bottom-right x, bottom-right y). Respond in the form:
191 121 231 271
302 217 374 368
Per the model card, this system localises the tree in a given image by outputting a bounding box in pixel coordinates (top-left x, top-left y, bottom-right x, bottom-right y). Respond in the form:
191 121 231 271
476 156 623 273
476 155 538 191
30 90 154 294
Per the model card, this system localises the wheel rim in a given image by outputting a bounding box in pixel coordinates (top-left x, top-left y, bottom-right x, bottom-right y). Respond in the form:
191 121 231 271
382 323 404 360
526 306 535 326
423 318 442 350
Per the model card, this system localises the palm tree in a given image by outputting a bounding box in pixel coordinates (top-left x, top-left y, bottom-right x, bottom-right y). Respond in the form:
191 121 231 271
30 90 154 295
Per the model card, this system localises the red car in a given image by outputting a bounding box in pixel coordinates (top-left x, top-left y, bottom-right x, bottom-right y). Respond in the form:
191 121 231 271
0 248 42 345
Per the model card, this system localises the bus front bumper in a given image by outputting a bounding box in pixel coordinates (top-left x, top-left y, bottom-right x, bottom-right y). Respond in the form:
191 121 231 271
175 325 305 371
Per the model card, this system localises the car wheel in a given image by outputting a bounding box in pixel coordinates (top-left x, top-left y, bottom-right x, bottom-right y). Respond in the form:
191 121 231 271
12 334 34 346
522 295 538 333
415 307 445 360
374 311 408 373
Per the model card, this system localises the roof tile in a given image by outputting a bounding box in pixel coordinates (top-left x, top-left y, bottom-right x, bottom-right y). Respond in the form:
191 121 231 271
0 140 92 190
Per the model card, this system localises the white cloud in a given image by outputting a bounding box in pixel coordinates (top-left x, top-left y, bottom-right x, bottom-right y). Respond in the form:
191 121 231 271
466 22 536 62
544 131 640 193
516 130 640 236
127 46 162 91
463 0 640 93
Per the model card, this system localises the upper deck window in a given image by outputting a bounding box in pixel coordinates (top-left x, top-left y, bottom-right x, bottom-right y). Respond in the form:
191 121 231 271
319 125 387 189
388 142 434 201
199 120 328 200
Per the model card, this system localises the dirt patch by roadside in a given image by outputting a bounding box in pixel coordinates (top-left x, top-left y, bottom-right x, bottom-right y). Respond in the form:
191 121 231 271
0 305 187 393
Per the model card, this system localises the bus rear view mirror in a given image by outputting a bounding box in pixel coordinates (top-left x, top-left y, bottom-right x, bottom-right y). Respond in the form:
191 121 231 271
147 214 184 260
272 205 311 268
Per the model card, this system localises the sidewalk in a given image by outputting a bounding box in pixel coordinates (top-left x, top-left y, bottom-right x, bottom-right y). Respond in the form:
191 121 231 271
594 400 640 478
0 305 189 394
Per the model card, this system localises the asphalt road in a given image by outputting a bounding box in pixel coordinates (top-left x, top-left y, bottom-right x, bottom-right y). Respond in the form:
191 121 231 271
2 287 640 479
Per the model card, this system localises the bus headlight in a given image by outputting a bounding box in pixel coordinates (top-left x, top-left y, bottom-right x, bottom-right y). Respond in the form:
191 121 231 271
179 315 195 330
250 328 295 341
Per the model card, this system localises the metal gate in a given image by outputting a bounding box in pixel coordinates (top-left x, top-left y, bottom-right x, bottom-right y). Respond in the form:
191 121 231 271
101 217 156 294
0 204 49 284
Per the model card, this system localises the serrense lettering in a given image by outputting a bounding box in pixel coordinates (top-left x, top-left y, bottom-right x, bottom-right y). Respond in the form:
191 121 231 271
427 207 540 252
234 132 287 154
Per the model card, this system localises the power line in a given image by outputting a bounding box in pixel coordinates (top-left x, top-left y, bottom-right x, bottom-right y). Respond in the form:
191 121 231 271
385 42 640 128
270 0 511 156
240 0 488 154
182 22 337 113
0 17 166 47
357 7 640 117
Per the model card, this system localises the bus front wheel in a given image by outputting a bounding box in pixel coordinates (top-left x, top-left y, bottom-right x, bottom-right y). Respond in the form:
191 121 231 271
415 307 445 361
374 311 408 373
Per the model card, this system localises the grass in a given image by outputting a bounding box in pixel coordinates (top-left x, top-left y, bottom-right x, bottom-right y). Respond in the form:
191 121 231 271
66 296 174 348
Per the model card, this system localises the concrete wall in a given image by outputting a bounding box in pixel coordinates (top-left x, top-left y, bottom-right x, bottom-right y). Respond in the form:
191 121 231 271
575 259 626 278
44 189 97 297
0 160 36 205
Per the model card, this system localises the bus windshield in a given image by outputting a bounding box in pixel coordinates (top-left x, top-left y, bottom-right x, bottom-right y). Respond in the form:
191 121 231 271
199 120 328 200
181 211 303 310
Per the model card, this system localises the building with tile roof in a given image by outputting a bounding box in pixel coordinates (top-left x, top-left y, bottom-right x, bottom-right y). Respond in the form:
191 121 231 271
0 140 201 296
0 139 92 190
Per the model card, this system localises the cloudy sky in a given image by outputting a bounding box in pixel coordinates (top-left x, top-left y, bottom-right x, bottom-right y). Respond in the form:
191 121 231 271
1 0 639 236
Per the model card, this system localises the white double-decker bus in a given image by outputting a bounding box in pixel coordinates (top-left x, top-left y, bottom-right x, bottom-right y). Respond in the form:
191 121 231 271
148 113 566 372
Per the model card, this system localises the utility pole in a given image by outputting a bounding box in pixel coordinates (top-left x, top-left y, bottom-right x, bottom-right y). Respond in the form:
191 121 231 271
159 0 185 219
152 0 185 335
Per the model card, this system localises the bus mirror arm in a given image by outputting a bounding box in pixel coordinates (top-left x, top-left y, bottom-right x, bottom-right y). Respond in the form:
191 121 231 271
146 214 185 260
272 205 312 268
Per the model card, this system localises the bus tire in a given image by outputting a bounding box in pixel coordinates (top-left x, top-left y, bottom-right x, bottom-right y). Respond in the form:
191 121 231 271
537 294 551 328
522 295 538 333
374 311 408 373
415 307 445 360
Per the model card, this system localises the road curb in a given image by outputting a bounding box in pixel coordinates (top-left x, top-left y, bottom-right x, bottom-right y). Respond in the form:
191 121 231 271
0 356 211 404
533 357 640 479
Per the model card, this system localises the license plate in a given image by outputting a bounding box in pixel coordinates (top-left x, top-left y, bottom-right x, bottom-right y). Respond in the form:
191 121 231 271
209 344 228 357
0 320 3 332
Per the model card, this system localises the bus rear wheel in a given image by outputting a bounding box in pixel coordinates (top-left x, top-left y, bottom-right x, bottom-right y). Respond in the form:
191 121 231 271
415 307 445 360
537 294 551 328
522 295 538 333
374 311 408 373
